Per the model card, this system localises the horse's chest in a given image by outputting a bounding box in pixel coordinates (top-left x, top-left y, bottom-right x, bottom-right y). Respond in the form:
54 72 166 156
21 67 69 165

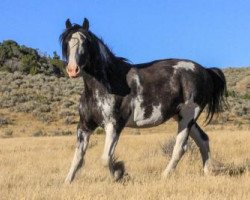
95 91 115 124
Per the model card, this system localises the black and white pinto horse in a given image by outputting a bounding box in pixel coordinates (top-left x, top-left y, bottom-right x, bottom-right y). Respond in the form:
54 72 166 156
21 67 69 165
61 18 226 183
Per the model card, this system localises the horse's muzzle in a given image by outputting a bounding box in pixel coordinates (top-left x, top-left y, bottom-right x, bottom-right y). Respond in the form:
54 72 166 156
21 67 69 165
66 65 80 78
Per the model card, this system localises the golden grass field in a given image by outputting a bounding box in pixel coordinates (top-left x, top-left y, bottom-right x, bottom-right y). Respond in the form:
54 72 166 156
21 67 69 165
0 118 249 200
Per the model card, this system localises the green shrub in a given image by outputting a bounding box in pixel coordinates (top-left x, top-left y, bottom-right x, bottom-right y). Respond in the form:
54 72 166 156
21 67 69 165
32 130 46 137
50 130 73 136
0 40 66 76
227 90 237 97
0 117 12 126
64 116 77 125
20 54 40 74
4 129 13 137
241 93 250 100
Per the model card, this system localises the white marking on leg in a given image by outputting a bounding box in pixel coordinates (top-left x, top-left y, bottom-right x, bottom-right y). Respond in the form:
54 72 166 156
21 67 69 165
102 123 118 166
65 130 90 183
163 127 189 176
163 97 201 177
173 61 195 71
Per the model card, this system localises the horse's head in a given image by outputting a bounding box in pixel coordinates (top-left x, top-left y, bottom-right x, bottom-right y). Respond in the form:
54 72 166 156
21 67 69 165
61 18 90 78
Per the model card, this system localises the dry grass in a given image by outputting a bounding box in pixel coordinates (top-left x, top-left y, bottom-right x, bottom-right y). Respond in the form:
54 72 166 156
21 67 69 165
0 125 249 200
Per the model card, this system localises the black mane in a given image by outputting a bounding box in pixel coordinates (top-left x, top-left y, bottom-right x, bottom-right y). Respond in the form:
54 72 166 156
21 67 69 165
60 24 86 60
60 24 129 65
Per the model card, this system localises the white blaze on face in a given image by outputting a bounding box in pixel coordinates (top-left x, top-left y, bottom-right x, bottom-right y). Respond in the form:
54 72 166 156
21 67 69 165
67 32 85 77
68 32 85 66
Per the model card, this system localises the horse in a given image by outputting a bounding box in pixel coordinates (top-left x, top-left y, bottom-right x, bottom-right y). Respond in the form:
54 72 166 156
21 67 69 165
60 18 227 183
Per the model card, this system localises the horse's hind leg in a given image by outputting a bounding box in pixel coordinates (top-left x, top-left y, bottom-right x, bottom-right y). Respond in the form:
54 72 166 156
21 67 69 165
65 125 91 183
163 99 201 177
190 123 211 174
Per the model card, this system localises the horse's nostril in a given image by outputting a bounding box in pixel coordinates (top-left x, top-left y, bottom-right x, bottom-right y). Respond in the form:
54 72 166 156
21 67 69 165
76 66 80 73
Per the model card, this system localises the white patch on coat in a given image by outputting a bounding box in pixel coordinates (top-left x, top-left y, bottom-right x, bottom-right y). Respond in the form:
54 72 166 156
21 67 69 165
133 97 144 122
96 90 115 124
173 61 195 71
132 74 144 122
102 122 116 166
133 74 140 87
65 129 90 183
163 126 188 176
68 32 85 65
132 74 163 126
136 104 163 126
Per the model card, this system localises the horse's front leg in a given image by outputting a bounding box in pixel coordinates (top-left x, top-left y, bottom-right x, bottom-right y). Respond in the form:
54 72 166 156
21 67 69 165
65 126 91 183
101 123 124 181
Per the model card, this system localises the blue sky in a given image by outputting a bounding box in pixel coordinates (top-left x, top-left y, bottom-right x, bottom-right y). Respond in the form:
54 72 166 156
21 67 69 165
0 0 250 67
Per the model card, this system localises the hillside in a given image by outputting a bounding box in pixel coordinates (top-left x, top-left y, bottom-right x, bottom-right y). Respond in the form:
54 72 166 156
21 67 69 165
0 41 249 138
0 40 65 76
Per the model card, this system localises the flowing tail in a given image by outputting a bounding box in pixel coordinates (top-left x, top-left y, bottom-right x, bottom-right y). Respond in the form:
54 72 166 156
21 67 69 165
205 67 227 124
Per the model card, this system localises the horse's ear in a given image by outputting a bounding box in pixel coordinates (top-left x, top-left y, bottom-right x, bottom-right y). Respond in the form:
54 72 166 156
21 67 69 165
65 19 72 29
82 18 89 30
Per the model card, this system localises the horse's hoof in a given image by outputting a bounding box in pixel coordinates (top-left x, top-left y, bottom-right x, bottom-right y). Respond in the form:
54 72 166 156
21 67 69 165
113 168 124 181
162 169 173 178
109 158 125 181
64 179 72 184
64 175 73 184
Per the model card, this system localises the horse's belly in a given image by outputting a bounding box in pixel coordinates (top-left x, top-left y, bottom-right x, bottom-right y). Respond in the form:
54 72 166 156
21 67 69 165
126 101 164 128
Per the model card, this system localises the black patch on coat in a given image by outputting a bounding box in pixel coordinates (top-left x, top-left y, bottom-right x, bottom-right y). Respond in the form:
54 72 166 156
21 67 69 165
195 124 209 141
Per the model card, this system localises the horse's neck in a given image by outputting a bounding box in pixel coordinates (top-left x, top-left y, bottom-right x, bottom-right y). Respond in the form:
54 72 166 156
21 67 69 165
84 55 130 95
82 74 101 88
82 37 131 95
